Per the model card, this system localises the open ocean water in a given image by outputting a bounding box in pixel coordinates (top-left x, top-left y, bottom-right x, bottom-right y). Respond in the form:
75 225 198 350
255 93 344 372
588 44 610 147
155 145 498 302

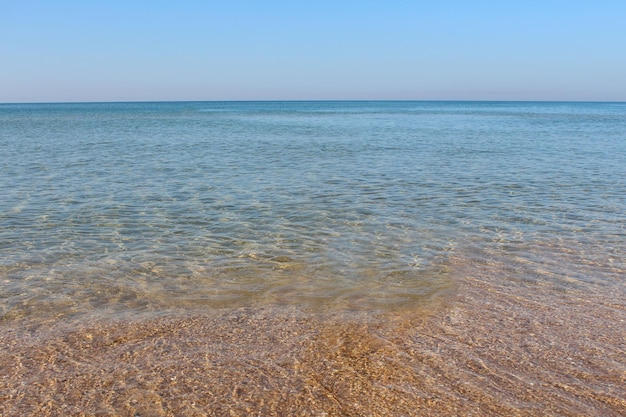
1 101 625 416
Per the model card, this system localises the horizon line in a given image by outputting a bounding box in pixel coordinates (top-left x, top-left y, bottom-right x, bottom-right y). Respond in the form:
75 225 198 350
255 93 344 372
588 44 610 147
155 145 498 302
2 98 626 105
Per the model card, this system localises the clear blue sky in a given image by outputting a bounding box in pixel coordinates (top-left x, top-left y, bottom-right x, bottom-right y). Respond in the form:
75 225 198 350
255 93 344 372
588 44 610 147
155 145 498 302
2 1 625 102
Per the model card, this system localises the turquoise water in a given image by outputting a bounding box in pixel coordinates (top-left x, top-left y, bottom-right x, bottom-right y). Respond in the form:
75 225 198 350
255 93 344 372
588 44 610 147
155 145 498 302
1 101 625 319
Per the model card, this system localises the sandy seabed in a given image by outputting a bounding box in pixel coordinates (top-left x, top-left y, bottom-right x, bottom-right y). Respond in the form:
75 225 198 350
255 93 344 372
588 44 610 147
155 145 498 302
1 256 625 417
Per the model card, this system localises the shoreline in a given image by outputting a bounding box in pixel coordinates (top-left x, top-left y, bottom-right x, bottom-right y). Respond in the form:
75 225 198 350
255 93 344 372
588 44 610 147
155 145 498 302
2 258 625 416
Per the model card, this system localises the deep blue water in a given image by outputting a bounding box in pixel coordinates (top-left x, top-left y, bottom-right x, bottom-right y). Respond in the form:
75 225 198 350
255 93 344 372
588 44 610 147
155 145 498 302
1 101 625 319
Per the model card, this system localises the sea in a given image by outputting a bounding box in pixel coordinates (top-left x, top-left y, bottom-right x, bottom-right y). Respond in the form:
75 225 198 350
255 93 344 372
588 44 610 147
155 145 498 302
1 101 625 416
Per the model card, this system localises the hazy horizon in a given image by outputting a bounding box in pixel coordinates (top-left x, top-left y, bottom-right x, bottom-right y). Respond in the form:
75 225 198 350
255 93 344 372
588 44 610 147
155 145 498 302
3 99 626 105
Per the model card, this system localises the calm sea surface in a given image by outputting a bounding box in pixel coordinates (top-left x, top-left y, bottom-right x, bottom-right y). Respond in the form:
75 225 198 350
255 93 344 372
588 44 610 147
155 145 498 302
1 101 625 321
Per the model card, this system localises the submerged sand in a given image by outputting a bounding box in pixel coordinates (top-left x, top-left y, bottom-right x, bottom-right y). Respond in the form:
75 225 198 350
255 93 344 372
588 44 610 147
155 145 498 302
1 253 625 416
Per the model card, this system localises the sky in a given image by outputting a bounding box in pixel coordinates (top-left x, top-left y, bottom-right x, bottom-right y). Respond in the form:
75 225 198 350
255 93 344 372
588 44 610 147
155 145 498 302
1 1 625 102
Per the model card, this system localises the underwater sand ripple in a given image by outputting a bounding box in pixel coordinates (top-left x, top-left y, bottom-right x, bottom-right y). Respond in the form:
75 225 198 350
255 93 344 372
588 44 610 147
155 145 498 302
2 264 625 416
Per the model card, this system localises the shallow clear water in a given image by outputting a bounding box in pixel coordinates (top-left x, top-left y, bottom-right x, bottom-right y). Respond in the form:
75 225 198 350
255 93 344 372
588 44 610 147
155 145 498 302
1 101 625 320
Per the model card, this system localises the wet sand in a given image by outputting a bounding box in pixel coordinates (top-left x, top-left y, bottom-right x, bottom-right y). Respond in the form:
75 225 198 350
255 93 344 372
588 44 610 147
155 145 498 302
1 253 625 416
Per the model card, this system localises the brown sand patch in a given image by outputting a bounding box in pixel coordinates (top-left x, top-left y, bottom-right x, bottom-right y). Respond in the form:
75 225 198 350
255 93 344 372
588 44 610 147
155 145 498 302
1 259 625 416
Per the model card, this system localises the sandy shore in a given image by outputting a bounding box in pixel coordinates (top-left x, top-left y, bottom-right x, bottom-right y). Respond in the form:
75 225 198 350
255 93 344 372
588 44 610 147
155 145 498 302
2 254 625 416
